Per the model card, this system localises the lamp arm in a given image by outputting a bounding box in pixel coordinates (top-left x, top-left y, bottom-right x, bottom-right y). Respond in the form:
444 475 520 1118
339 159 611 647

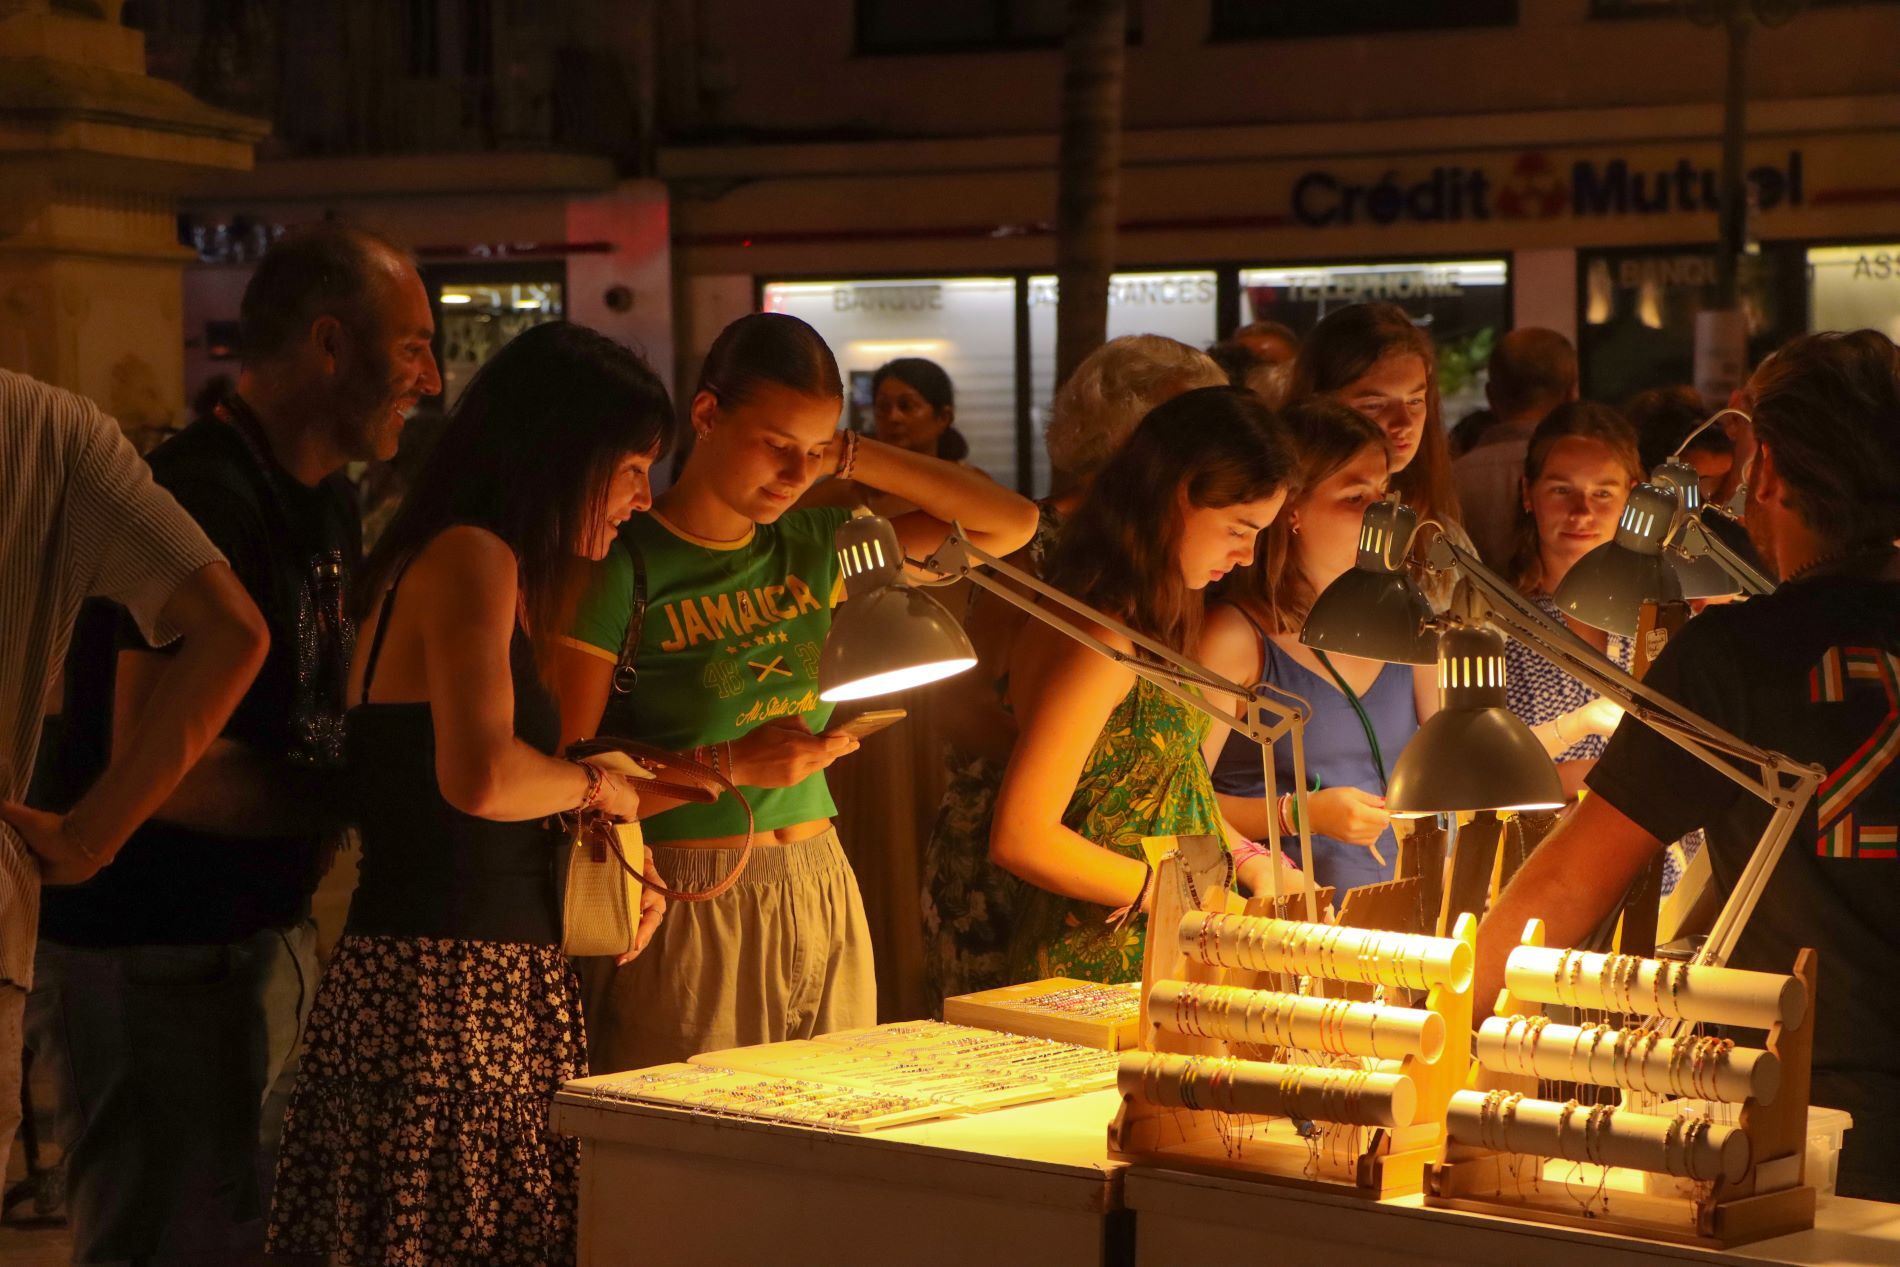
1421 535 1796 789
1419 535 1823 972
925 525 1324 916
1668 508 1777 596
923 526 1306 747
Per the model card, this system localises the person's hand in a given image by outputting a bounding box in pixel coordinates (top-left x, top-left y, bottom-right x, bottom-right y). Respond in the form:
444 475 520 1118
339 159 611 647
1572 697 1625 739
619 854 669 966
0 802 107 887
729 718 857 788
1307 787 1391 856
582 765 645 822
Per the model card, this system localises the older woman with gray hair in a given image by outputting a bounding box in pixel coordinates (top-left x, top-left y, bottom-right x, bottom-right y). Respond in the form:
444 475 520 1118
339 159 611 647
921 334 1227 1007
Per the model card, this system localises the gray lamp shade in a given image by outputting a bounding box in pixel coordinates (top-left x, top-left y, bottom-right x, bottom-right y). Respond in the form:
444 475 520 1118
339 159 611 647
1301 500 1439 664
819 584 977 701
1387 626 1563 817
818 514 977 702
1650 459 1739 599
1553 483 1683 635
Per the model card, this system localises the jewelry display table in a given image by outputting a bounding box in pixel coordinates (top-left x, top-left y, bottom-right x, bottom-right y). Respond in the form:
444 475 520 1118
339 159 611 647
1124 1164 1900 1267
550 1085 1128 1267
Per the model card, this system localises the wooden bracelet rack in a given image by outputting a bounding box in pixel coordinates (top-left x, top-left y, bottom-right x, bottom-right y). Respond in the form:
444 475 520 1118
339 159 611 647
1108 842 1474 1198
1425 918 1818 1248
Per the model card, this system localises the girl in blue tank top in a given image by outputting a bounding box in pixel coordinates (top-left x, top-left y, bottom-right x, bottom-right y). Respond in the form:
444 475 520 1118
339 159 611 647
1200 399 1438 897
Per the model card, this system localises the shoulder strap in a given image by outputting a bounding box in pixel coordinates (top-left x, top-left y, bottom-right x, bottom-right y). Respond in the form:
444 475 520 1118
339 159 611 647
566 736 756 903
359 555 419 705
611 532 648 697
1234 604 1273 685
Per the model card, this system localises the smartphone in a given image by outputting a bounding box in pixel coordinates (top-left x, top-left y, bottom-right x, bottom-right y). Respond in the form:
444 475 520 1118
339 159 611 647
829 708 907 741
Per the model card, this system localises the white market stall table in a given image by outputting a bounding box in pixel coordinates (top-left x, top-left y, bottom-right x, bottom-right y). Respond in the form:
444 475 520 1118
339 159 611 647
551 1084 1128 1267
1125 1164 1900 1267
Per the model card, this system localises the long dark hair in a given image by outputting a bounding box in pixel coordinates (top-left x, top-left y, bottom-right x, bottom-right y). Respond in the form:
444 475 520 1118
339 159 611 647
1508 400 1643 595
872 357 967 461
360 322 676 671
1220 397 1388 636
1285 302 1460 525
1046 386 1298 654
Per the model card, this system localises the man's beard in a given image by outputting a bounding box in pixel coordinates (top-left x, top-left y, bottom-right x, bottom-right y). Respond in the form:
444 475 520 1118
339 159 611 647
337 346 402 461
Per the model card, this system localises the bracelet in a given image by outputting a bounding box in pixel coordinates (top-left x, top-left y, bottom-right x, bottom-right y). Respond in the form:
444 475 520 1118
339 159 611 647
837 429 862 481
575 760 605 813
1553 712 1571 748
1128 862 1155 918
1277 792 1294 837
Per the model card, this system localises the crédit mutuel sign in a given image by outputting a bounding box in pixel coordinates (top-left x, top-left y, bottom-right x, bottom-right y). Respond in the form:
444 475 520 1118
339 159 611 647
1289 149 1805 228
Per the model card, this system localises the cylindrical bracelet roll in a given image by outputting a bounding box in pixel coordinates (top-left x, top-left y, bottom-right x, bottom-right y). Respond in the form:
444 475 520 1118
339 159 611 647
1476 1016 1777 1104
1118 1052 1416 1128
1150 980 1445 1064
1504 946 1805 1030
1178 911 1472 992
1446 1089 1748 1181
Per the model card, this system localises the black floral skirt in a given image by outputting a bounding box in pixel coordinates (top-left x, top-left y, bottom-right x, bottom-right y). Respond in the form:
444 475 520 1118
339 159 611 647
266 933 587 1267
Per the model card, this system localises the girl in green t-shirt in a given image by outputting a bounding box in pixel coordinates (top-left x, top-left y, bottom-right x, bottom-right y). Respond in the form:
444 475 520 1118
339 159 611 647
993 386 1299 984
554 312 1037 1071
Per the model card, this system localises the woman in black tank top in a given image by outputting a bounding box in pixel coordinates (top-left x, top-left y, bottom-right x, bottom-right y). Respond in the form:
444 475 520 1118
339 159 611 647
267 324 678 1267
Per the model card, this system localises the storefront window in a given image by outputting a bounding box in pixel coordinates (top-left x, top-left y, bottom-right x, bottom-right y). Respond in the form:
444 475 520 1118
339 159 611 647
1576 245 1803 405
434 276 565 406
1809 244 1900 341
761 277 1020 486
1026 270 1219 495
1240 259 1508 427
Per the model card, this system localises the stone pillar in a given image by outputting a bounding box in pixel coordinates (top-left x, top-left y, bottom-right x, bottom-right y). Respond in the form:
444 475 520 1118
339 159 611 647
0 0 265 438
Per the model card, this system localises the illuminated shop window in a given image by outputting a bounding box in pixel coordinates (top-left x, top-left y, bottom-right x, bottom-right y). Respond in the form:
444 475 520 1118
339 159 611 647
762 277 1020 486
435 279 565 407
1026 271 1220 496
1809 244 1900 343
1241 259 1508 428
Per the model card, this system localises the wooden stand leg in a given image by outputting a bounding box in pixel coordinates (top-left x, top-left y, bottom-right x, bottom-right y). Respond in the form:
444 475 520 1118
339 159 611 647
1397 818 1447 939
1616 854 1666 960
1441 812 1502 934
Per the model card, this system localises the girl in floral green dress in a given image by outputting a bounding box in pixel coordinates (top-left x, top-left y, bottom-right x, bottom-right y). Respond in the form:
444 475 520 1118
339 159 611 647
993 386 1298 983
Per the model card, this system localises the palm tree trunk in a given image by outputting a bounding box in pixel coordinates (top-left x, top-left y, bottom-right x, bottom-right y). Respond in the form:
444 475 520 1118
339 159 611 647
1054 0 1126 390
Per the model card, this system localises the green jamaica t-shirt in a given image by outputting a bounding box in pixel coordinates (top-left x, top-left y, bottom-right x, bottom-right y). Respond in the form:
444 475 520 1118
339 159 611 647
566 505 851 842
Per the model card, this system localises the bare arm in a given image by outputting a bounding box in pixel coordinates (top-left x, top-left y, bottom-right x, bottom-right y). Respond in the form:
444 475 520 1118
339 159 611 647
408 527 626 822
1474 793 1662 1010
547 639 853 814
5 562 268 883
835 435 1038 567
113 649 338 838
990 622 1149 909
548 642 701 820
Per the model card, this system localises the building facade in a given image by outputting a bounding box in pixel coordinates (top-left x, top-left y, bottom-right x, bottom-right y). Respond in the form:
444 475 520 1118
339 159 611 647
661 0 1900 492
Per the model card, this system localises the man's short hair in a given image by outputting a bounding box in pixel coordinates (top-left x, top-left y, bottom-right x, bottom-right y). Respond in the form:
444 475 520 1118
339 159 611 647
1487 328 1578 417
238 224 412 366
1233 320 1300 356
1748 329 1900 548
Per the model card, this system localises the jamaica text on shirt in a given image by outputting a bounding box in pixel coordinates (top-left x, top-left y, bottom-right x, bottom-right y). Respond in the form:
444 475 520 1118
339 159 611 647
657 573 825 652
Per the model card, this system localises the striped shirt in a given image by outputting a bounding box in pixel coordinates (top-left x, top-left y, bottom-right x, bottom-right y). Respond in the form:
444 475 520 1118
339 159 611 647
0 370 223 989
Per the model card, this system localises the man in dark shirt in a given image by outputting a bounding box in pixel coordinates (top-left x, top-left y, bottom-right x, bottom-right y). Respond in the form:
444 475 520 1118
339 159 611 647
29 224 441 1262
1476 329 1900 1202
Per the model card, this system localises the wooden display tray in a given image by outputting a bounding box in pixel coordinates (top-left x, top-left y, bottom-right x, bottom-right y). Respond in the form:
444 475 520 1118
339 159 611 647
943 977 1142 1050
1424 922 1820 1249
1108 841 1474 1201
